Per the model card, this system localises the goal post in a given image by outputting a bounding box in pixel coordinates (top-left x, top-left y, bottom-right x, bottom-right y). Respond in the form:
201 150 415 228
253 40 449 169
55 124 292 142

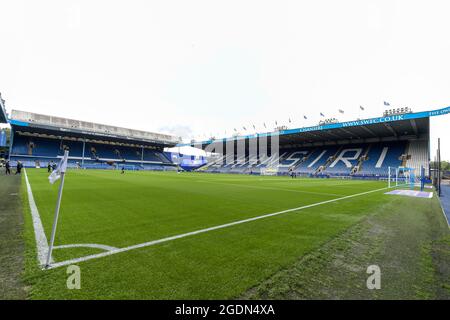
117 164 137 171
388 166 415 189
260 167 278 176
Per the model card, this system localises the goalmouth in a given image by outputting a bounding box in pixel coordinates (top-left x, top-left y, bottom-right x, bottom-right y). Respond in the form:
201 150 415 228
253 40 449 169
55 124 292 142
260 167 278 176
388 166 417 189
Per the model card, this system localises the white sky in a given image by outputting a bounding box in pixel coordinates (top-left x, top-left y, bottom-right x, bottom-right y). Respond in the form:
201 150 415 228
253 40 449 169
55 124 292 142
0 0 449 159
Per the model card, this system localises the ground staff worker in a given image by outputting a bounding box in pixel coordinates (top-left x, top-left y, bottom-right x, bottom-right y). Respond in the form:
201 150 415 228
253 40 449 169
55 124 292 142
5 160 11 175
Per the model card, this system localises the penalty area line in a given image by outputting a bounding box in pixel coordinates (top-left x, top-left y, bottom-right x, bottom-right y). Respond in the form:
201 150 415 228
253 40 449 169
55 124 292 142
45 184 394 270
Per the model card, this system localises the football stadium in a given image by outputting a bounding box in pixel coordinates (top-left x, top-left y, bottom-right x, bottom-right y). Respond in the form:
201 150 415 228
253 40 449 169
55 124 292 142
2 2 450 311
1 91 449 301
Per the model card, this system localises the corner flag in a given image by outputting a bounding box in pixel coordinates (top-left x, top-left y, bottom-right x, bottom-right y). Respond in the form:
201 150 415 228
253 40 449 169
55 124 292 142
48 151 69 184
45 150 69 267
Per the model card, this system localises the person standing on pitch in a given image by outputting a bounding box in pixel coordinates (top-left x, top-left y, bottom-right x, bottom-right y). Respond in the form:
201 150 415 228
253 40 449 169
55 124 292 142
15 161 23 175
5 160 11 175
47 162 52 173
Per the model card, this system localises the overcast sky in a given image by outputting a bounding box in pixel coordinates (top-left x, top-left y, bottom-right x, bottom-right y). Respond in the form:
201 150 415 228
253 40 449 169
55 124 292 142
0 0 449 159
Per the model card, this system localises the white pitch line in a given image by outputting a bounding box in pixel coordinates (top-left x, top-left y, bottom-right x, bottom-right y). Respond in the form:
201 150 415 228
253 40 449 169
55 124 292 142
24 169 53 266
45 185 392 270
53 243 118 251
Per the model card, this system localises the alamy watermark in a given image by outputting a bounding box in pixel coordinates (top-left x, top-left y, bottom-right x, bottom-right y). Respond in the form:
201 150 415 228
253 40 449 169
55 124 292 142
366 265 381 290
66 265 81 290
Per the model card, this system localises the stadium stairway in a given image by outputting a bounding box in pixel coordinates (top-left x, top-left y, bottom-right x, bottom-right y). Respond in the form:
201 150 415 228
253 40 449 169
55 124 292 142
314 146 343 175
352 144 372 175
292 148 317 172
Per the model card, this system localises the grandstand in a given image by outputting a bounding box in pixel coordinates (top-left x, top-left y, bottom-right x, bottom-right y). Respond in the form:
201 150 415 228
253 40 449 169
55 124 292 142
8 110 181 171
4 105 449 177
192 106 450 178
198 141 412 177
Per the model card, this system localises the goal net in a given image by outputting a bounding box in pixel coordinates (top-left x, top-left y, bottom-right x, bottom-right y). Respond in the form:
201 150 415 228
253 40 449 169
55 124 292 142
119 164 138 171
388 166 415 189
260 167 278 176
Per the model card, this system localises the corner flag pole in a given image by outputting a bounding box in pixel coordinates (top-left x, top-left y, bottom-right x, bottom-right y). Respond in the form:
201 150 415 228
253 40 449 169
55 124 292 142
388 167 391 188
45 150 69 268
396 168 399 186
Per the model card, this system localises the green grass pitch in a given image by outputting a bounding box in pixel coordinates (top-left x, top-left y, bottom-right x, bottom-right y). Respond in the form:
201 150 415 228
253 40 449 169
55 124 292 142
19 169 449 299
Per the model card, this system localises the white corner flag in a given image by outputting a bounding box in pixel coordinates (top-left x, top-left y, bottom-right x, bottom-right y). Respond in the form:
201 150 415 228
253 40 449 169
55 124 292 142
48 151 69 184
45 150 69 268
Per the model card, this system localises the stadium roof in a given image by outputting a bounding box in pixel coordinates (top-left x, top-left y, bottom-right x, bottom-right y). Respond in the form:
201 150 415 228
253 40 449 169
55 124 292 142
189 106 449 150
9 109 181 148
0 93 7 123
